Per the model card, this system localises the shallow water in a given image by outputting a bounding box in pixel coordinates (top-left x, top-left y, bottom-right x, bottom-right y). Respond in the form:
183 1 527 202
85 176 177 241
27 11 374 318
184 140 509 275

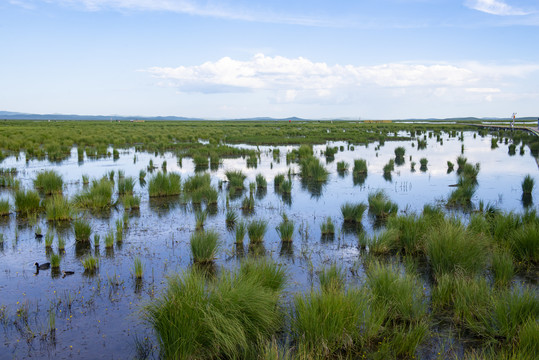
0 131 537 359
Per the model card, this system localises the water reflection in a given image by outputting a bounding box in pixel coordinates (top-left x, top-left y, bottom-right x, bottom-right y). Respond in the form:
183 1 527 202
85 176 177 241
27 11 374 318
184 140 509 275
300 178 326 198
279 241 294 258
522 194 533 208
149 196 181 216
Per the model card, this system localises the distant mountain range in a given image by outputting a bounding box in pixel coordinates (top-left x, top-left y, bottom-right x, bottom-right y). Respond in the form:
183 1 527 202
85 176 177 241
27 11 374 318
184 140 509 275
0 111 535 122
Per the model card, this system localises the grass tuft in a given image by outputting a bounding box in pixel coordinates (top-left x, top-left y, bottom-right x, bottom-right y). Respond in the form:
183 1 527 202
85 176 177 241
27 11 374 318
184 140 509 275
190 230 219 263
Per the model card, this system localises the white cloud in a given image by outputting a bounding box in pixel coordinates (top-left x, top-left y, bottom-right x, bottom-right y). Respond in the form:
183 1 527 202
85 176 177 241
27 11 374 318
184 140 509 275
39 0 333 26
465 0 531 16
144 54 539 107
146 54 480 96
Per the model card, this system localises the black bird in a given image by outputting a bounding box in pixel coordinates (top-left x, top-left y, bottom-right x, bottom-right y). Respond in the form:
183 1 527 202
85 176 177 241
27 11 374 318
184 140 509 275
35 233 43 239
34 262 50 270
62 270 75 278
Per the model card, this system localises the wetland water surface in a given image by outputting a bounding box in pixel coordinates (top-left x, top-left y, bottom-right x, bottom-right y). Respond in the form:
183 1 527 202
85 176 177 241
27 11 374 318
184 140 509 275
0 130 538 359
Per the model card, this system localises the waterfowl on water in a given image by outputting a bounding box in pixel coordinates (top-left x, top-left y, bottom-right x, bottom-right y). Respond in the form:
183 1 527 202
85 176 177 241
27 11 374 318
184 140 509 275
62 270 75 278
35 233 43 239
34 262 50 270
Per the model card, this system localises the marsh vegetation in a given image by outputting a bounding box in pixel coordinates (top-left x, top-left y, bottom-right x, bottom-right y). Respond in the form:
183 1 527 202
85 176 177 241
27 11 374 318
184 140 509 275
0 120 537 359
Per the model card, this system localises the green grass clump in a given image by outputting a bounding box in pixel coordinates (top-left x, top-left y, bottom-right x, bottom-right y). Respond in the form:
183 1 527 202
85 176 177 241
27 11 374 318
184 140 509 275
394 146 405 159
235 221 246 244
82 256 99 272
183 173 211 193
225 170 246 191
368 228 400 255
280 180 292 194
0 199 10 216
15 189 41 216
50 253 60 268
447 180 476 206
148 172 181 197
318 264 345 293
353 159 368 175
122 194 141 210
117 176 135 195
292 284 381 358
336 161 348 173
74 177 114 209
299 157 328 182
0 175 20 189
273 173 285 189
144 261 284 359
73 219 92 243
57 235 65 252
521 174 534 194
195 210 207 230
341 202 367 223
104 230 114 248
366 261 427 323
383 159 395 174
45 195 73 221
247 219 267 244
133 257 143 279
419 158 428 171
255 174 267 189
190 230 219 263
275 216 294 242
320 217 335 235
492 249 514 286
225 209 237 227
139 169 146 181
425 220 488 278
459 162 480 183
241 195 255 211
509 223 539 264
386 214 428 255
239 257 287 293
34 170 63 194
368 190 398 220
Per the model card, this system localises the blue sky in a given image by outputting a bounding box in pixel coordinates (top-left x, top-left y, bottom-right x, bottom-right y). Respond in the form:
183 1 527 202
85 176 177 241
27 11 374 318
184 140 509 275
1 0 538 119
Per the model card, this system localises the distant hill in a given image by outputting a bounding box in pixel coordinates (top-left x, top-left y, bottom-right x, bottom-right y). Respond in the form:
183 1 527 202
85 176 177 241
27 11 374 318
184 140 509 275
0 111 203 121
0 111 535 122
